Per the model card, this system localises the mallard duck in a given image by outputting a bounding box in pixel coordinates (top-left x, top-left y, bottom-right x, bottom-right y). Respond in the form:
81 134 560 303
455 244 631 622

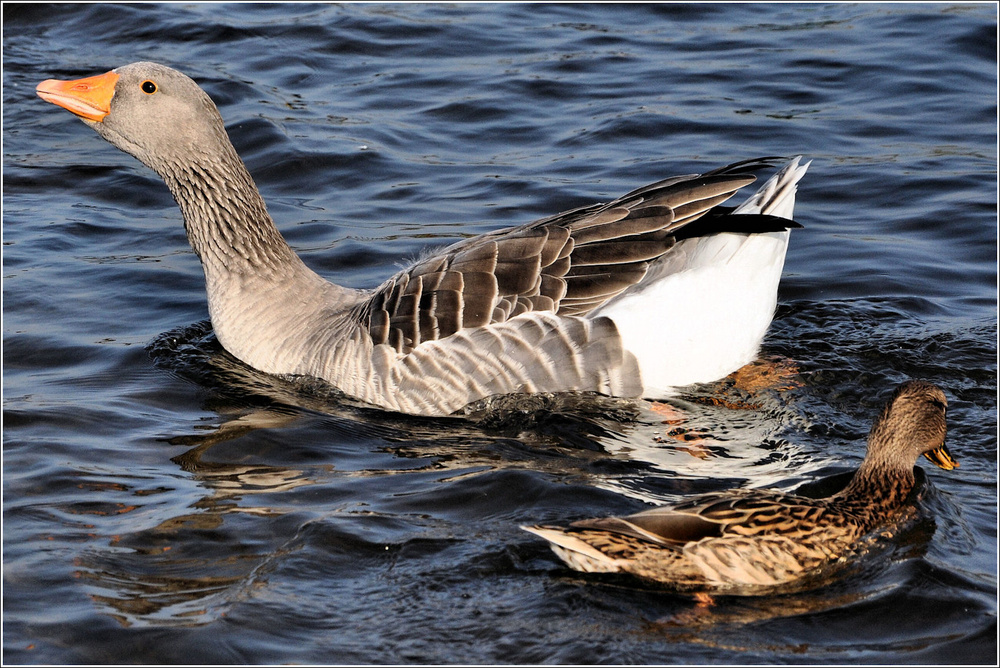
36 62 806 416
523 380 958 594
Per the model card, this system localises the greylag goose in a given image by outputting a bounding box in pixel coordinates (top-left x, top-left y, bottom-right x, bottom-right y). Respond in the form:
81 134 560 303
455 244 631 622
36 62 808 416
524 380 959 594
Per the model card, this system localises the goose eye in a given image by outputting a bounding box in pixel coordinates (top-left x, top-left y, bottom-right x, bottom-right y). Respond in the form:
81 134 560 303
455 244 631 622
141 80 157 95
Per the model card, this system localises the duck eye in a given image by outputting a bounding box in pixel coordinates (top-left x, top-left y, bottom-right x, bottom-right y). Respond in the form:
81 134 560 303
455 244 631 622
141 80 157 95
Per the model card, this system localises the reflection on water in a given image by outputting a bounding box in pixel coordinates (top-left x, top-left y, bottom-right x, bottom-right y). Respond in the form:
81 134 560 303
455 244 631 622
79 324 846 628
169 419 319 507
151 322 828 491
76 409 315 627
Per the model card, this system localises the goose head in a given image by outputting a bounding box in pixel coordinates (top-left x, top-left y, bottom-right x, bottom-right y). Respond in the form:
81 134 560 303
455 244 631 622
36 62 231 177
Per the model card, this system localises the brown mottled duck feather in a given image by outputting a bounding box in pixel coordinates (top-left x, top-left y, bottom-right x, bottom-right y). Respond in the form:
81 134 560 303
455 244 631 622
524 380 957 593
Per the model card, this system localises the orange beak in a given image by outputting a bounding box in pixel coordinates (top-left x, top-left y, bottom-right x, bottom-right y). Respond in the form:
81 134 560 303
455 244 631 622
924 444 959 471
36 70 119 122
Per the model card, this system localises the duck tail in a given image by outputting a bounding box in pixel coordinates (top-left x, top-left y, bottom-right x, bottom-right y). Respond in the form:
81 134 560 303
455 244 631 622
521 525 622 574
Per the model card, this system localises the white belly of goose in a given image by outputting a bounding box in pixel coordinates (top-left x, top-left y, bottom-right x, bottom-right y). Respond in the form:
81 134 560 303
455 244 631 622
598 229 791 396
596 155 806 397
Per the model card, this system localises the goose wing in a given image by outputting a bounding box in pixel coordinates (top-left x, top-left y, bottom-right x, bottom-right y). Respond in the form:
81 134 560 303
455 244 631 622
361 158 798 354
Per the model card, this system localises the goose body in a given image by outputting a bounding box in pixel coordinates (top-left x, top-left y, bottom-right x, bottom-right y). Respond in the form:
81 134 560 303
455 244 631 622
524 380 959 594
37 62 807 416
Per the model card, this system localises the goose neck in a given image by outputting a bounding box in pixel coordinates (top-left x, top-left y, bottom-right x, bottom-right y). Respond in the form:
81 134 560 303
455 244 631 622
159 146 297 274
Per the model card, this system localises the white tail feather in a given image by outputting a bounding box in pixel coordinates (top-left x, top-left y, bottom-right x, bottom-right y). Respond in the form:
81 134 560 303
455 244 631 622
594 157 809 397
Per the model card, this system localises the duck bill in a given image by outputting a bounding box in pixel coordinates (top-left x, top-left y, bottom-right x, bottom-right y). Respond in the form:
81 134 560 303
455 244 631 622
924 444 959 471
36 71 119 122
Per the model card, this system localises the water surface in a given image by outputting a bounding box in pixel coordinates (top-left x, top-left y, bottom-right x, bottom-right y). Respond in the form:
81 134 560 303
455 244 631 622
3 3 997 664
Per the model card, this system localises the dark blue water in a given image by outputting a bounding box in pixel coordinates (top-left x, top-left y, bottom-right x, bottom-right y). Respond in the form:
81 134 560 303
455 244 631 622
3 3 996 664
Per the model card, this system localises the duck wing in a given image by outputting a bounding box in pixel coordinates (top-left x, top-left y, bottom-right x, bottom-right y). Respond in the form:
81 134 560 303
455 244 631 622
568 511 723 547
568 487 835 549
360 157 799 354
667 489 833 538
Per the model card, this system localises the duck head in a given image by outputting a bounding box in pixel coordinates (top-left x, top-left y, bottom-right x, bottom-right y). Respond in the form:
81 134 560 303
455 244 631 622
868 380 957 472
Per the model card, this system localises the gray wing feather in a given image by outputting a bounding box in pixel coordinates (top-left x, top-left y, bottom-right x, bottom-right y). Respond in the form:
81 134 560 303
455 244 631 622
369 312 643 415
361 159 784 355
